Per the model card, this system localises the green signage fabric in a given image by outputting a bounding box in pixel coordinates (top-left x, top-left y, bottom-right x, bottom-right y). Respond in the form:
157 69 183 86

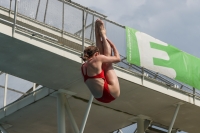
126 26 200 90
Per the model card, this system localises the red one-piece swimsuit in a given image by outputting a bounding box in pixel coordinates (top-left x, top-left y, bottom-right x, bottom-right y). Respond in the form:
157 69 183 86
81 63 115 103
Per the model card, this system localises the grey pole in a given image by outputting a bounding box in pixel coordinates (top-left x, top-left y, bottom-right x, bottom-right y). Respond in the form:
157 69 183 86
57 93 66 133
79 95 94 133
193 87 196 104
168 104 181 133
35 0 41 20
81 9 85 63
43 0 49 23
137 118 144 133
3 74 8 108
90 15 94 41
9 0 12 16
12 0 18 37
62 1 65 34
65 99 79 133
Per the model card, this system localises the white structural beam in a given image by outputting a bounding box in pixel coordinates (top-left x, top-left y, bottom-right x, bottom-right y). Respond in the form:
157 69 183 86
57 93 66 133
80 95 94 133
33 83 36 91
168 103 183 133
12 0 18 37
53 90 80 133
65 99 79 133
3 74 8 108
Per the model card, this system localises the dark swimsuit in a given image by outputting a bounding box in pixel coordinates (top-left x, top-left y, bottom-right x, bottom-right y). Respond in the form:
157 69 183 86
81 63 115 103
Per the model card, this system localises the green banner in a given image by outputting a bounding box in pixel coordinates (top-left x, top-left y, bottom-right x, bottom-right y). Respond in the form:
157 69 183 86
126 26 200 90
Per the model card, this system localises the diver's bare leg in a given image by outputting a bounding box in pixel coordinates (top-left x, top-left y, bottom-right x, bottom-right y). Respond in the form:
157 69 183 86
97 20 112 56
95 19 104 54
97 20 120 97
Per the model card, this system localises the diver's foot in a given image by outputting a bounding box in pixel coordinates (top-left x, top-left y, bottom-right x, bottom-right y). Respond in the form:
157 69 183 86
97 19 106 37
95 19 101 37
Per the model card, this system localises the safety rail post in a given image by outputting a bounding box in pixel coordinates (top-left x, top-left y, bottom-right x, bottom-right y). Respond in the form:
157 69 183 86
62 0 65 37
35 0 41 20
90 15 95 41
80 95 94 133
193 87 196 104
81 9 85 63
9 0 12 16
12 0 19 37
141 67 144 85
0 125 8 133
43 0 49 23
3 74 8 108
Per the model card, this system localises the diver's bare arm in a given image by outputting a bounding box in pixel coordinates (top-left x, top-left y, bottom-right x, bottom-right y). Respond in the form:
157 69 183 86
97 39 120 63
107 39 120 62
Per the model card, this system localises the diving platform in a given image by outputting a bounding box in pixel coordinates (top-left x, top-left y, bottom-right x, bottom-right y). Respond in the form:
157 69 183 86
0 1 200 133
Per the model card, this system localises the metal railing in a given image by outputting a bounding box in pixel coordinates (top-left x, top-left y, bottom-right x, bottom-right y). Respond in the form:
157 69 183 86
0 72 42 109
0 0 200 106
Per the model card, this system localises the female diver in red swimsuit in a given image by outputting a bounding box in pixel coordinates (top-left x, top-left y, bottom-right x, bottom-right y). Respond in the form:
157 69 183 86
81 19 120 103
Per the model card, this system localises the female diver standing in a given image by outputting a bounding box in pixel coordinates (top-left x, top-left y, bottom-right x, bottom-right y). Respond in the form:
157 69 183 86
81 19 120 103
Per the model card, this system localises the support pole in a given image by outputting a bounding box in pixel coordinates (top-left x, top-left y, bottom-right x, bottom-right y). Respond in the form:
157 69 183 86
137 118 144 133
80 95 94 133
3 74 8 108
0 125 8 133
168 104 181 133
130 115 151 133
57 93 66 133
65 99 79 133
12 0 18 37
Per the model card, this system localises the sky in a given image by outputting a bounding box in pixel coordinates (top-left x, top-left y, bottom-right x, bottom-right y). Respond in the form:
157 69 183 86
72 0 200 58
